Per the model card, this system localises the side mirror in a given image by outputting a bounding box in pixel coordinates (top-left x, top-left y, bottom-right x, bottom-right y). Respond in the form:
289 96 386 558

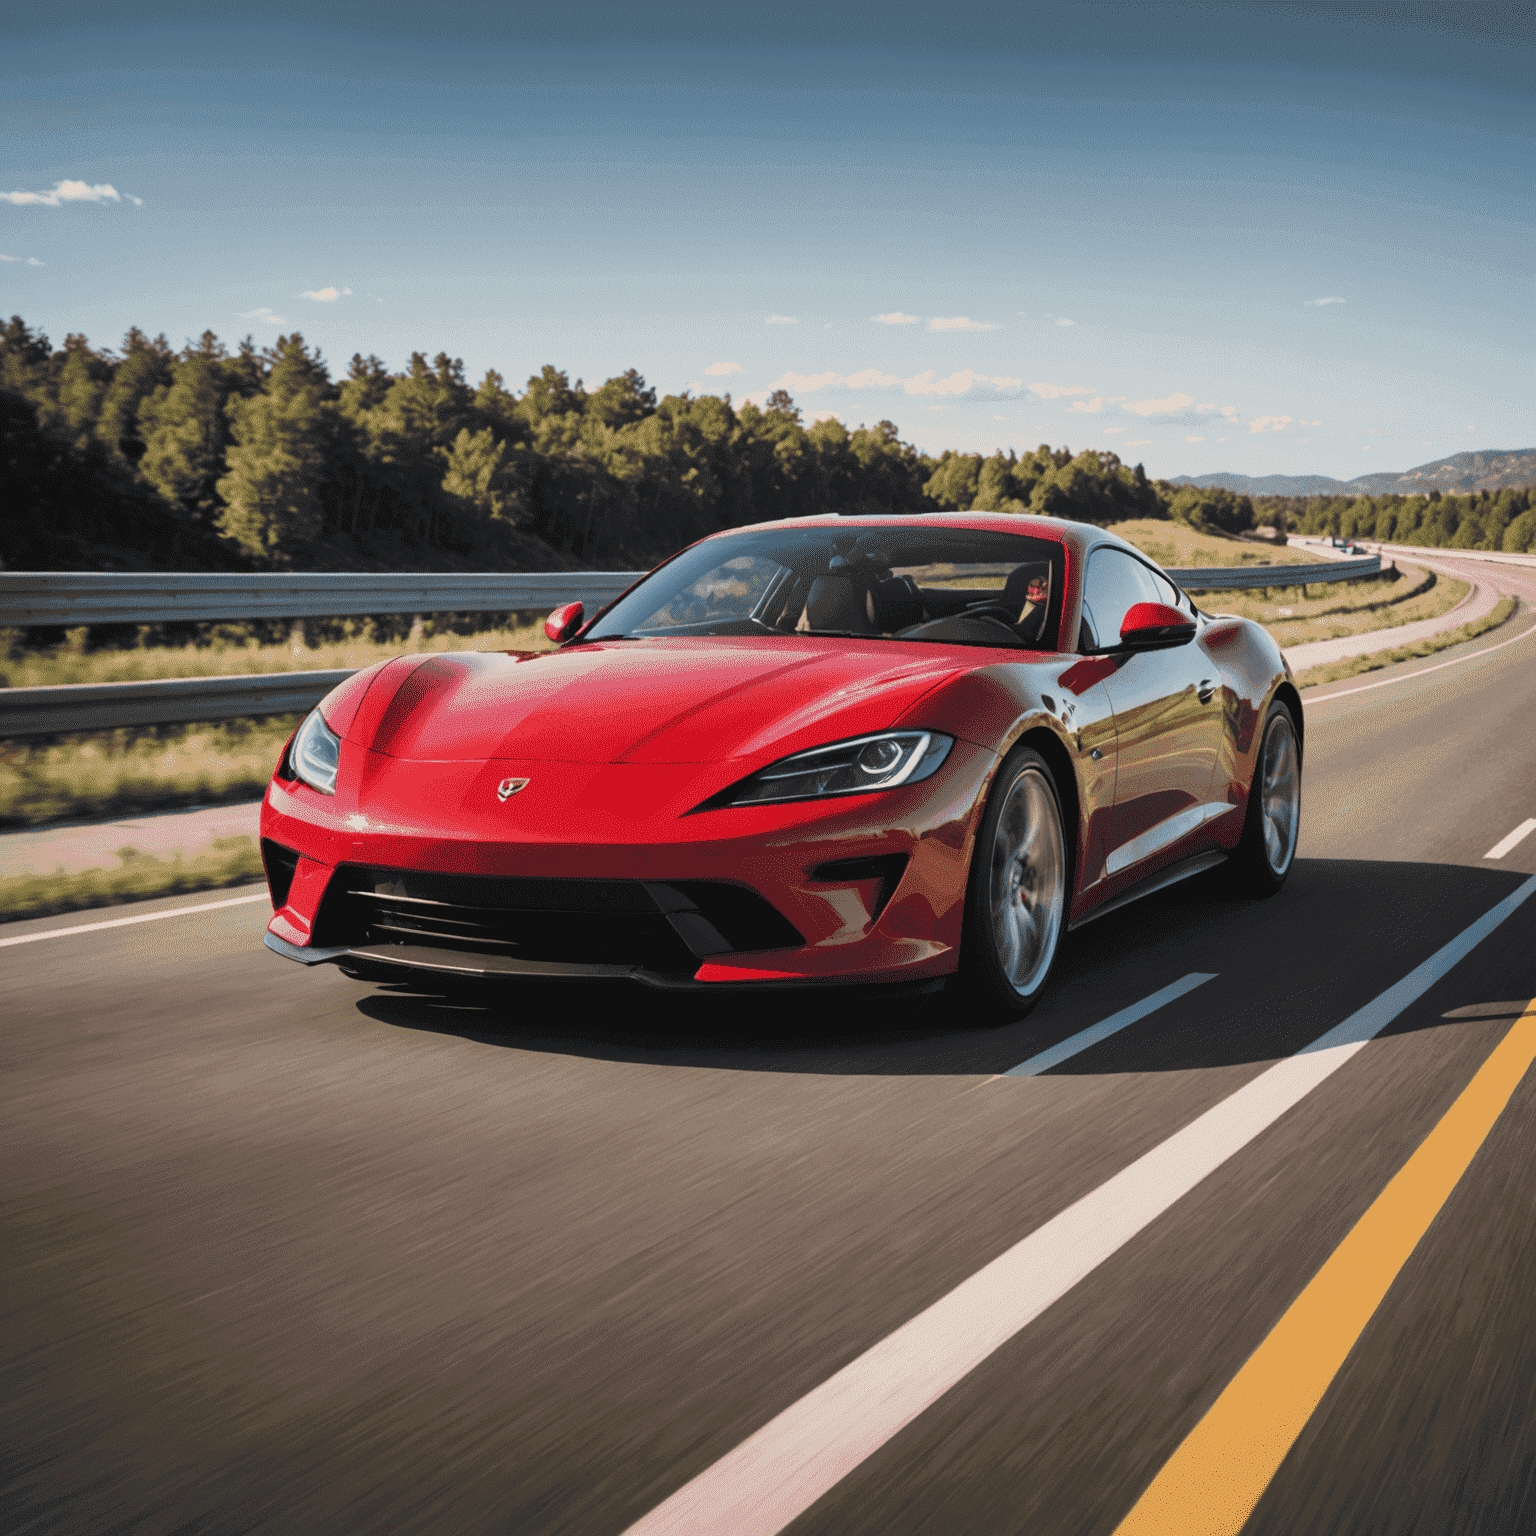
545 601 585 644
1119 601 1197 649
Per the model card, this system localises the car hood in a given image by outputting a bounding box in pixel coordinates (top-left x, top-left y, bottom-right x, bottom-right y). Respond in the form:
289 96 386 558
349 638 976 764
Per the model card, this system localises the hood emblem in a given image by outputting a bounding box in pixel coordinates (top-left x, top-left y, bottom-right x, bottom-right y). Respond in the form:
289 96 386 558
496 777 530 802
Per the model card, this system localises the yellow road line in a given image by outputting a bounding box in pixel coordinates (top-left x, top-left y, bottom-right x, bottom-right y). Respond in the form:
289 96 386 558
1114 998 1536 1536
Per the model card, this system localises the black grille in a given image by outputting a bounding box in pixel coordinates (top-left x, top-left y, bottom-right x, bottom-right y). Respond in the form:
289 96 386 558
314 867 803 975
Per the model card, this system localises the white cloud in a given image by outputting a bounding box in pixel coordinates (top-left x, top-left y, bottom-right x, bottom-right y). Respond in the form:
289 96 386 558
236 307 286 325
1069 396 1104 414
1127 439 1153 447
1028 382 1093 400
764 314 799 325
1304 297 1346 306
873 312 921 325
759 367 1022 400
1186 435 1204 442
767 370 859 394
1248 414 1293 434
1055 318 1075 327
903 369 1019 397
928 316 997 332
704 361 743 377
299 286 351 302
0 254 45 265
1102 427 1125 435
1125 391 1194 417
1 179 136 206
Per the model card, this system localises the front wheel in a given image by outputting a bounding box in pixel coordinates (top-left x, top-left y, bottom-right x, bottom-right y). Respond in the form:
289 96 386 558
957 746 1069 1021
1230 699 1301 895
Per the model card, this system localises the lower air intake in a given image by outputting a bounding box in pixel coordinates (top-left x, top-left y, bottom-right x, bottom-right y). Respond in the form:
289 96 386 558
314 867 803 975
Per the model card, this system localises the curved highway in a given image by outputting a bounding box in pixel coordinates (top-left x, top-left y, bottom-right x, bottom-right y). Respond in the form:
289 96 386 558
5 552 1535 1535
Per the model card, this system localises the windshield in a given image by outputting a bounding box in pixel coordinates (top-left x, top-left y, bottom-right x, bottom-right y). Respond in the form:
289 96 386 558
585 524 1067 651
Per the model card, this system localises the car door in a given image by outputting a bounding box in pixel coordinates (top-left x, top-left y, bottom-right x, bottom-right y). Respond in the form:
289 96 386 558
1080 546 1228 881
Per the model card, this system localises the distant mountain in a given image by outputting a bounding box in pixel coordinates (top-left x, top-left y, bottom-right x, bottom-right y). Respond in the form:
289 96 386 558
1167 448 1536 499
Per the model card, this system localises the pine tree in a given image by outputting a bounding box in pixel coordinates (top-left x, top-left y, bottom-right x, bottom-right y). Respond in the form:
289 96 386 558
138 353 232 518
96 329 174 465
216 335 333 563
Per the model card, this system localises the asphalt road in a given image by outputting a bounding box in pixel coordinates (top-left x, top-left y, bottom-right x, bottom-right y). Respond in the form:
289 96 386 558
5 553 1536 1536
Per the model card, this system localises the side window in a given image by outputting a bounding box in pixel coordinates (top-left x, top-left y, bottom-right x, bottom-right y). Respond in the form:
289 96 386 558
1140 562 1184 609
1081 548 1165 647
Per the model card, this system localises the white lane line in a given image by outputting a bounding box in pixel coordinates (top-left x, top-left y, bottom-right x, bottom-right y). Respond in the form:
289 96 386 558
0 891 270 949
1003 972 1217 1077
1303 604 1534 705
622 872 1536 1536
1485 819 1536 862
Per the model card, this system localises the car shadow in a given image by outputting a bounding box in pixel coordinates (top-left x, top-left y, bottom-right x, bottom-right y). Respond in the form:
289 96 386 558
354 858 1535 1077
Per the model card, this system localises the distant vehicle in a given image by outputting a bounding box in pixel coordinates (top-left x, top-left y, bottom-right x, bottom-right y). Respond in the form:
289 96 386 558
260 514 1302 1019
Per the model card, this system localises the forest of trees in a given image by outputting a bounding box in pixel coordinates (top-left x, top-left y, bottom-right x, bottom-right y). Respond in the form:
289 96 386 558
1257 487 1536 554
2 316 1171 572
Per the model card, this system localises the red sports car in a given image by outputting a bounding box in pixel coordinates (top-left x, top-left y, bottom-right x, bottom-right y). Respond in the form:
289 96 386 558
260 513 1301 1018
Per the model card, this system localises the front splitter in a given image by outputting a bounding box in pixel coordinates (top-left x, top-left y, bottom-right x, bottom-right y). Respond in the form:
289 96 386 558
262 931 945 995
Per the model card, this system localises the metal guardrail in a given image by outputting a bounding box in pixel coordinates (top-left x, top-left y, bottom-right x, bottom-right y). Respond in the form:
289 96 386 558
1 669 356 737
0 557 1383 738
0 560 1378 627
1167 556 1379 590
0 571 642 628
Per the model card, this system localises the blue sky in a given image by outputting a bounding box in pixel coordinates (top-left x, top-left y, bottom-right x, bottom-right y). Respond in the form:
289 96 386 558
3 3 1530 480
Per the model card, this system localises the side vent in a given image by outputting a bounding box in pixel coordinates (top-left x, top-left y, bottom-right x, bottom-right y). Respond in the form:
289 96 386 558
809 853 910 920
655 881 806 954
261 839 301 910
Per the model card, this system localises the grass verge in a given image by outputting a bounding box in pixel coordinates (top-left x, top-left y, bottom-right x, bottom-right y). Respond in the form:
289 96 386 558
1294 594 1519 690
3 619 553 688
0 716 297 829
1208 564 1468 649
0 836 266 924
1114 520 1316 569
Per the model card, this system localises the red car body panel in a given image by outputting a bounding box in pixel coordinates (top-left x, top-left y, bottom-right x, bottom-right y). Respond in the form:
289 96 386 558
259 512 1295 988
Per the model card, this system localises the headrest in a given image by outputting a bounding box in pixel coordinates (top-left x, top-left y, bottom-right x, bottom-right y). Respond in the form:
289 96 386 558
869 575 924 633
1002 563 1050 621
800 575 876 634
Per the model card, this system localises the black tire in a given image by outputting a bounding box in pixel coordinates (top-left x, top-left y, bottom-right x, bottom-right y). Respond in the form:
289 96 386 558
1230 698 1302 896
956 746 1070 1021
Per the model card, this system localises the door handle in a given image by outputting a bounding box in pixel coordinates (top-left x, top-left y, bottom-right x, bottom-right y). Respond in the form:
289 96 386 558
1197 679 1216 704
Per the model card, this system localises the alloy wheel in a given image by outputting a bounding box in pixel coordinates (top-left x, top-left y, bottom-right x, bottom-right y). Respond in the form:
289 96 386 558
988 765 1067 997
1260 711 1300 877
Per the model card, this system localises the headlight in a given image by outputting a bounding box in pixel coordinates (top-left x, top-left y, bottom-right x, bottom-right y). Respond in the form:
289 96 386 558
704 730 953 809
290 708 341 795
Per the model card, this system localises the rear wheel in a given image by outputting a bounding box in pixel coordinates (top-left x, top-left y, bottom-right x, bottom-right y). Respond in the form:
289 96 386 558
1230 699 1301 895
958 746 1069 1020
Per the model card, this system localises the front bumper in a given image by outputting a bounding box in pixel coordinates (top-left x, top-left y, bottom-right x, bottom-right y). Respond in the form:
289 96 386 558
259 738 997 987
